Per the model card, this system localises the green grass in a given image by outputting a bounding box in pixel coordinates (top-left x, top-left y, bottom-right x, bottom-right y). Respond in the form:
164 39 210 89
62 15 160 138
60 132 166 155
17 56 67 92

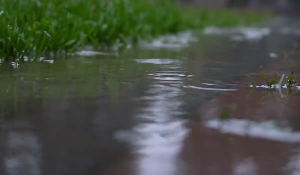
179 7 272 29
248 71 297 90
260 74 277 89
287 71 296 87
0 0 272 62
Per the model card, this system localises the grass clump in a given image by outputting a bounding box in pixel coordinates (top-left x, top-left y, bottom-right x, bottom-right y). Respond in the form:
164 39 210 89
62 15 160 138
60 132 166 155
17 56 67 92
287 71 296 87
260 74 277 89
248 71 297 90
0 0 272 61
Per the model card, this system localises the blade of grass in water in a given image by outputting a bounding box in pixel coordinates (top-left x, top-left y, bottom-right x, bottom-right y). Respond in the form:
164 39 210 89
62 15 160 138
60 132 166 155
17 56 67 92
260 74 269 84
278 74 285 86
247 74 256 88
270 75 277 86
287 71 296 86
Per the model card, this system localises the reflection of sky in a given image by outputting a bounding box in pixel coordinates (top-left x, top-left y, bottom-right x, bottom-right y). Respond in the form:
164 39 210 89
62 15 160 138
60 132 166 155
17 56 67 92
285 150 300 175
119 58 300 175
135 59 182 65
134 83 187 175
233 158 258 175
204 119 300 143
4 131 41 175
115 58 188 175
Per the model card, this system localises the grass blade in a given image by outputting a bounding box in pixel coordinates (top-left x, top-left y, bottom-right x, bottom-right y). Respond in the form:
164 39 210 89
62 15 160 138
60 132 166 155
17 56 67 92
278 74 285 86
247 74 256 88
270 74 277 86
260 74 269 84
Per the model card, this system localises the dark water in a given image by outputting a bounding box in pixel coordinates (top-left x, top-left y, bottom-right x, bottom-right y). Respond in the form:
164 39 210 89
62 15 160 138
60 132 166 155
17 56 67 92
0 17 300 175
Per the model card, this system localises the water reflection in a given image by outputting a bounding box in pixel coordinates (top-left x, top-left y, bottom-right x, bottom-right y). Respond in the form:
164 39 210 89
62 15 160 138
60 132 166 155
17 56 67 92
233 158 258 175
204 119 300 143
0 17 300 175
115 59 188 175
4 131 41 175
0 57 157 175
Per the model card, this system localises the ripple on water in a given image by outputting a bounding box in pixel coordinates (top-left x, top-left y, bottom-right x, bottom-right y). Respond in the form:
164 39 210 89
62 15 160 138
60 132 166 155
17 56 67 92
134 58 181 65
183 85 237 92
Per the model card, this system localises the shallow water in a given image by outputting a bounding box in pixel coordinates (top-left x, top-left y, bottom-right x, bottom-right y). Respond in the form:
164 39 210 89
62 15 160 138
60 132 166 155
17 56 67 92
0 17 300 175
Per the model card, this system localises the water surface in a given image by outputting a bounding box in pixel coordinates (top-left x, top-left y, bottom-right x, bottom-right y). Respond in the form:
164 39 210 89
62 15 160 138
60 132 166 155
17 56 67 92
0 17 300 175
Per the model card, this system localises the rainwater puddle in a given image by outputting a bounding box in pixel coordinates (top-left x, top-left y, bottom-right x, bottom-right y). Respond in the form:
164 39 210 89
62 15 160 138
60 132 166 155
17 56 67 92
0 17 300 175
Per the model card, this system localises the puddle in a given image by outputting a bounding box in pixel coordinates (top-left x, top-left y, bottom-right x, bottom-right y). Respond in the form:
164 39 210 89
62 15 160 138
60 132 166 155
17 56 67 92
278 27 300 36
4 131 41 175
0 16 300 175
114 58 188 175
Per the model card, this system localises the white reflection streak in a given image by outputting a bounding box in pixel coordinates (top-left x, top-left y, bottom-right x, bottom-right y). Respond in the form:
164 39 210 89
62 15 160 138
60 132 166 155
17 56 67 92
134 84 187 175
184 85 237 92
204 119 300 143
284 148 300 175
5 131 41 175
233 158 258 175
119 59 188 175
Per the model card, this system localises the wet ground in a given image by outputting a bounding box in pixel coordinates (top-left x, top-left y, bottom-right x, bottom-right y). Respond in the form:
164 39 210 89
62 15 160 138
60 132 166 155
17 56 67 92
0 17 300 175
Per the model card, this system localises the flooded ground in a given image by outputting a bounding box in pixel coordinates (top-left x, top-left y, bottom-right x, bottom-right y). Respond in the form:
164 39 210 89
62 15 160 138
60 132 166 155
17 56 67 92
0 17 300 175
